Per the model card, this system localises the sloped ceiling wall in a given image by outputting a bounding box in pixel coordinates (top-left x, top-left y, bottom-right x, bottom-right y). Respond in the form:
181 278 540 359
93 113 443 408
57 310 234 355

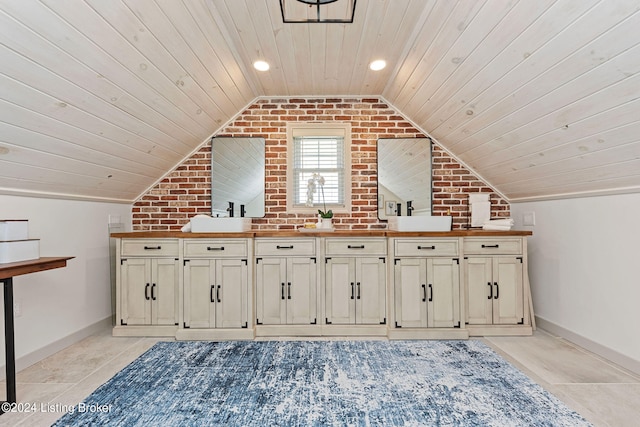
1 0 639 203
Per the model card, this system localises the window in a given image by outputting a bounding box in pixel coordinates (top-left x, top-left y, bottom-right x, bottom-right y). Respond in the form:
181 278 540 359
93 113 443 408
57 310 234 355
287 123 351 214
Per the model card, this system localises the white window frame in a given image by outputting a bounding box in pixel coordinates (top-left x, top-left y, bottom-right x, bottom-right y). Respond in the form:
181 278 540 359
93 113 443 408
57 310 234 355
286 122 352 215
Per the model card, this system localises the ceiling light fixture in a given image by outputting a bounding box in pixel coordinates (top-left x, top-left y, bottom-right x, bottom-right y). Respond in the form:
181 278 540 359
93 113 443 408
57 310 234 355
280 0 357 24
369 60 386 71
253 60 270 71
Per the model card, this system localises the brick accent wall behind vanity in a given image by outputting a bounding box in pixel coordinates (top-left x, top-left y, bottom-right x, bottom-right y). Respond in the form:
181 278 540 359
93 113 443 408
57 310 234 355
132 97 509 231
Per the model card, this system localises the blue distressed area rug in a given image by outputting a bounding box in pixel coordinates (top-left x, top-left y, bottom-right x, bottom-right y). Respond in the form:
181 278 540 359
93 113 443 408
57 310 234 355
52 340 591 426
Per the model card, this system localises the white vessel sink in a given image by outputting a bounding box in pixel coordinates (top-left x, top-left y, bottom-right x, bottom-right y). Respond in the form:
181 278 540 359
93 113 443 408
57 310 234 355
388 215 452 232
189 216 251 232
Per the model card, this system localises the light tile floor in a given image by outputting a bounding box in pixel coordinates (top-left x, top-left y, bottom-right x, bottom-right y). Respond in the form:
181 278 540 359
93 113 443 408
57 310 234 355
0 328 638 426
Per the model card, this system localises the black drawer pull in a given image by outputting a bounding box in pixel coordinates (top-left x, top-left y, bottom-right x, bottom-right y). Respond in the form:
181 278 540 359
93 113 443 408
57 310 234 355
494 282 499 299
276 245 294 249
481 244 500 248
281 283 285 300
151 283 157 301
356 282 361 300
422 284 426 302
288 282 292 300
487 282 493 299
207 246 225 251
350 282 355 299
347 245 365 249
145 283 150 300
210 285 215 303
428 284 433 302
418 245 436 250
144 246 161 250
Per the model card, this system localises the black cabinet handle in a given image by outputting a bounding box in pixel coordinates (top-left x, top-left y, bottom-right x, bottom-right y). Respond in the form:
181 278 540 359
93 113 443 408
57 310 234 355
347 245 365 249
357 282 361 300
151 283 157 301
428 283 433 302
487 282 493 300
494 282 499 299
288 282 292 300
145 283 150 300
350 282 355 299
418 245 435 250
481 244 499 248
207 246 224 251
217 285 221 303
276 245 294 249
422 284 426 302
143 246 161 250
210 285 215 303
281 283 285 300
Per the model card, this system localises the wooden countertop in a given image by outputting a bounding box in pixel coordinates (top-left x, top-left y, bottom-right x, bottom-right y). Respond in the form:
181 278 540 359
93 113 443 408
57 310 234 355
111 229 532 238
0 257 74 280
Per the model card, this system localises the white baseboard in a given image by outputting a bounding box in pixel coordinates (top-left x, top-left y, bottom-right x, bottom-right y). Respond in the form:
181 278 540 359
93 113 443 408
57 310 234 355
536 316 640 376
0 316 112 380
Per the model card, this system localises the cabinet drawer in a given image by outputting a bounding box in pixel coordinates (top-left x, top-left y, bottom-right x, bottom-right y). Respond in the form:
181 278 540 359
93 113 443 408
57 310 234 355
394 239 459 257
121 239 179 257
255 239 316 256
184 240 247 258
325 238 387 256
463 238 522 255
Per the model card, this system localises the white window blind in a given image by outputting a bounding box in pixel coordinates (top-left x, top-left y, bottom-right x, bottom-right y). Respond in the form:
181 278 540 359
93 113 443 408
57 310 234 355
293 136 345 206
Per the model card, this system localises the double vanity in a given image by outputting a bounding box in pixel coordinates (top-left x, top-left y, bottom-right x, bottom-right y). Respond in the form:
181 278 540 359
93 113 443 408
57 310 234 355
111 229 533 340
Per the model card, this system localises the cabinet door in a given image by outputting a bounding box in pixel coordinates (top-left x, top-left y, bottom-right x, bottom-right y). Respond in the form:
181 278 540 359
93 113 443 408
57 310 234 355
216 259 248 328
492 257 524 325
256 258 287 325
355 258 386 325
394 258 428 328
184 259 215 328
427 258 460 328
325 257 355 325
287 257 317 325
151 258 179 326
121 258 151 325
465 257 493 325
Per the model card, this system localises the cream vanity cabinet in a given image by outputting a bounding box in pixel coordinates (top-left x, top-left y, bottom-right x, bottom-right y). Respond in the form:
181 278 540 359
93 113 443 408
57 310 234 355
324 238 387 326
390 238 465 339
180 239 250 335
255 239 318 331
115 239 180 335
463 237 532 335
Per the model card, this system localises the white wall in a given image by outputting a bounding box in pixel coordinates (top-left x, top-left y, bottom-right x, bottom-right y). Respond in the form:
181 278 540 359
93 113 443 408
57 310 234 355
0 195 131 369
512 194 640 369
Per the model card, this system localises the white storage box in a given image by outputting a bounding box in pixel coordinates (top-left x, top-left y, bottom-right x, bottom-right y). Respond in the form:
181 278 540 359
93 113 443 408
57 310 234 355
0 239 40 264
0 220 29 241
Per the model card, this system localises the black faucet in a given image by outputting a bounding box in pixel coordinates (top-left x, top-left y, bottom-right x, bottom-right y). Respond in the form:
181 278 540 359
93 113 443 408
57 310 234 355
240 204 246 218
407 201 414 216
227 201 234 217
396 203 402 216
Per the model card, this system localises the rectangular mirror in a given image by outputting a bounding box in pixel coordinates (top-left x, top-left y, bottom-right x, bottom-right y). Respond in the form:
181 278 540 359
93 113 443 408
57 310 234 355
377 138 432 220
211 137 265 217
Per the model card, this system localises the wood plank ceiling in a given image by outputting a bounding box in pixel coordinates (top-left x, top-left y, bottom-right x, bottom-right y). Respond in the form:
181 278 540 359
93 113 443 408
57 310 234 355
1 0 639 202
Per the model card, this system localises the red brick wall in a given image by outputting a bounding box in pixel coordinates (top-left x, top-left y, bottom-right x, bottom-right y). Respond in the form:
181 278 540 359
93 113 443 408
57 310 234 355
132 97 509 231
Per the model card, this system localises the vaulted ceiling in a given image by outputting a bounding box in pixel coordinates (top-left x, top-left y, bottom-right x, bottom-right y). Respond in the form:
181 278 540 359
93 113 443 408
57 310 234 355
1 0 639 203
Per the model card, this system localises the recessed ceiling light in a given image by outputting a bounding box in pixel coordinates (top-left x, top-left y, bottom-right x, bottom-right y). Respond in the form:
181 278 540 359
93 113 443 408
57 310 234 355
253 60 270 71
369 60 386 71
